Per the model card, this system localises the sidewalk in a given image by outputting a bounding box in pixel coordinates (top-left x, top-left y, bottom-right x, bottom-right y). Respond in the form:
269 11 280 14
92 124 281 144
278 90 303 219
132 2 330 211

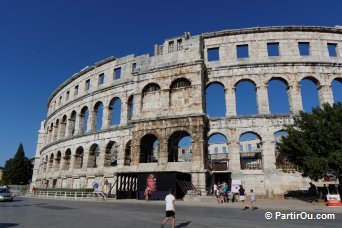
23 195 342 213
107 198 342 213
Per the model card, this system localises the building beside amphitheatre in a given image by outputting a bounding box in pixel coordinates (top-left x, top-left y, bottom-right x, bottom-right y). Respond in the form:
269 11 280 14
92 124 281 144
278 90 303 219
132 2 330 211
32 26 342 199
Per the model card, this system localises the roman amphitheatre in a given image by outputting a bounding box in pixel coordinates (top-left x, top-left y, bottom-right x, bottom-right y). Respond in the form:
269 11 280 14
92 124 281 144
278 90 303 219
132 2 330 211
32 26 342 199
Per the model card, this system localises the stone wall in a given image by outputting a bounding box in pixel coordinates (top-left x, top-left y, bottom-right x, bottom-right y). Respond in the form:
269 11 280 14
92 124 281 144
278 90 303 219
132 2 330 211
32 26 342 197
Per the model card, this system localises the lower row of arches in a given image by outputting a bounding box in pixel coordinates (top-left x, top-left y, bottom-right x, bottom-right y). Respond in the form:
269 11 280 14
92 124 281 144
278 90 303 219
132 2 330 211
39 130 291 174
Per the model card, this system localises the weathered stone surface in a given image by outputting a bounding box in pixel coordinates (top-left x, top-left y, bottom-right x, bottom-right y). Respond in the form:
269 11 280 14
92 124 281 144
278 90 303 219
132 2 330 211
32 26 342 197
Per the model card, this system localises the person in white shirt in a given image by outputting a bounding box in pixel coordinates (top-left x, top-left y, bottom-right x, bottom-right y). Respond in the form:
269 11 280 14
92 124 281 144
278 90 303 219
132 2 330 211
161 189 176 228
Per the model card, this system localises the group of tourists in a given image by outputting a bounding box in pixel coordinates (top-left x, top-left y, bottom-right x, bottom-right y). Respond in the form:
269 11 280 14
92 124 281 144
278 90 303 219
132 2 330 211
213 181 234 203
213 182 257 210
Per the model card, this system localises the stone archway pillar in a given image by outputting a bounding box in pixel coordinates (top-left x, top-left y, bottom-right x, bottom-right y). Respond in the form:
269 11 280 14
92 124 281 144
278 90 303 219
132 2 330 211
318 84 334 106
256 85 270 115
288 83 303 115
225 87 237 116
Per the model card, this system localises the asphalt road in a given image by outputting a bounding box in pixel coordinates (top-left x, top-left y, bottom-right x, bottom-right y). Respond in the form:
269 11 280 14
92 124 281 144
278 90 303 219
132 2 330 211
0 197 341 228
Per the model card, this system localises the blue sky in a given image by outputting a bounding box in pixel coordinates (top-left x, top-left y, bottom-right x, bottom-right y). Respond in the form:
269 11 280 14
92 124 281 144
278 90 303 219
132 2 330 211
1 0 342 166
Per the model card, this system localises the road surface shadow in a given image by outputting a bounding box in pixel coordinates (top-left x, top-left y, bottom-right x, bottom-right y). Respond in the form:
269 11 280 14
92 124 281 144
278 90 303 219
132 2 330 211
0 223 18 228
176 221 191 227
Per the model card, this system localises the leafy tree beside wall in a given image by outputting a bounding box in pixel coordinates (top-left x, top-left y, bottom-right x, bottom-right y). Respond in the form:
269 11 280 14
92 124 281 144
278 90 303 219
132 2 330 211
277 103 342 184
2 144 33 185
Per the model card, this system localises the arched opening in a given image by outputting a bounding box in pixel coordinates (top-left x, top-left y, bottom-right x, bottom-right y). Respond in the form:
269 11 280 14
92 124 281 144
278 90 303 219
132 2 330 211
140 134 159 163
109 97 122 125
205 82 226 117
62 149 71 170
59 115 67 139
49 123 53 143
208 133 229 171
143 83 161 93
127 95 134 121
274 131 295 170
54 119 59 141
94 102 104 131
74 146 84 169
104 141 119 167
170 78 192 107
55 151 61 171
332 78 342 103
88 144 100 168
124 140 132 166
141 83 161 111
80 106 89 133
267 78 290 114
239 132 262 170
70 111 77 136
48 153 54 169
168 131 192 162
43 155 48 172
300 77 320 113
235 79 258 115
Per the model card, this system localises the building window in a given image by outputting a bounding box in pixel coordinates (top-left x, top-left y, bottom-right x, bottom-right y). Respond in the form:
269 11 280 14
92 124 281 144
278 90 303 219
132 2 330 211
114 67 121 80
327 43 337 57
85 79 90 91
267 43 280 56
247 144 252 151
214 147 218 153
207 47 219 61
74 85 79 96
222 147 227 153
239 145 244 151
177 39 183 51
66 91 70 101
59 96 62 106
132 63 137 72
237 44 249 58
168 41 175 53
98 73 104 85
298 42 310 56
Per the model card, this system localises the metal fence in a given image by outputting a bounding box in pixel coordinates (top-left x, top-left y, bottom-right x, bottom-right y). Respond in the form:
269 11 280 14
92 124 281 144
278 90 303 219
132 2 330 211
25 190 107 201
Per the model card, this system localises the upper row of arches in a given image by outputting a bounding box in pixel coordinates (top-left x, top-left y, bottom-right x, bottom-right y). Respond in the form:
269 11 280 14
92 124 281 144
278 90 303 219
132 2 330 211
206 76 342 116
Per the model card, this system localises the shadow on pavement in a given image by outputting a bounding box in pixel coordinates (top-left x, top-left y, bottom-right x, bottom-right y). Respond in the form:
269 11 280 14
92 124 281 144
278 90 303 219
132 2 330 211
176 221 191 227
0 223 18 227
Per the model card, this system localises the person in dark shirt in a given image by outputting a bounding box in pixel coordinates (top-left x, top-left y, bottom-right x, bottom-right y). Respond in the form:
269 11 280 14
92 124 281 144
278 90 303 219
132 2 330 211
238 185 246 210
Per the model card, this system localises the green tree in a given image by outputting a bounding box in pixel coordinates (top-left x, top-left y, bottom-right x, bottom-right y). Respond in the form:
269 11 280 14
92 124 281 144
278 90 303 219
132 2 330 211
2 144 33 185
277 103 342 183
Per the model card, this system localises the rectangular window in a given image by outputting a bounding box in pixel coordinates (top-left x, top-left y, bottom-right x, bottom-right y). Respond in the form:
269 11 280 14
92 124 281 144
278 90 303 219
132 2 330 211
98 73 104 85
59 96 62 106
214 147 218 153
267 43 280 56
85 79 90 91
66 91 70 101
132 63 137 72
298 42 310 56
207 47 219 61
248 144 252 151
239 145 244 151
114 67 121 80
177 39 183 51
74 85 79 96
168 41 174 53
223 147 227 153
237 44 249 58
327 43 337 57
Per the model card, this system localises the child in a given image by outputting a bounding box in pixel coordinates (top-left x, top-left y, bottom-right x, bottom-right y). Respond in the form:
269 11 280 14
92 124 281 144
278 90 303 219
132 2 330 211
249 189 256 210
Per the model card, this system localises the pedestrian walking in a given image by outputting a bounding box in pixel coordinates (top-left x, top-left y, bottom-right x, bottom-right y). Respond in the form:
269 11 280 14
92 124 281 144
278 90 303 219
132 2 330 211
238 185 246 210
249 189 257 210
213 183 218 197
144 186 151 201
161 189 176 228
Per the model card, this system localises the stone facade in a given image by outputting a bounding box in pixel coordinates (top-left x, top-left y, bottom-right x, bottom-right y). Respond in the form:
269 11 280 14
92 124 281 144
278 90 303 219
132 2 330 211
32 26 342 197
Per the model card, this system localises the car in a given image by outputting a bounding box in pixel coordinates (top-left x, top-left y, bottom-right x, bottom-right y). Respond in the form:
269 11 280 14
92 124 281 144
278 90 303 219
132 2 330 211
0 188 14 202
